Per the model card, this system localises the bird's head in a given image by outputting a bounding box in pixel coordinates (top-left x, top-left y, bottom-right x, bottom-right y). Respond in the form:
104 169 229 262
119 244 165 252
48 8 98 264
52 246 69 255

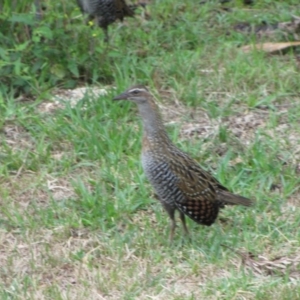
113 85 150 104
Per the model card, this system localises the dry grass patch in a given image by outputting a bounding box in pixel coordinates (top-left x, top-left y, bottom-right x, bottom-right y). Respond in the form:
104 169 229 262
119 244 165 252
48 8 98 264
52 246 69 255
0 228 104 299
3 124 35 154
37 86 111 114
1 172 76 206
232 248 300 282
0 226 250 299
287 191 300 207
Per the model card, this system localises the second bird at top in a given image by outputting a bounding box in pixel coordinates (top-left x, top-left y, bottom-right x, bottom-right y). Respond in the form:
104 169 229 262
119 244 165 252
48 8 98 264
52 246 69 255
113 85 254 242
76 0 141 42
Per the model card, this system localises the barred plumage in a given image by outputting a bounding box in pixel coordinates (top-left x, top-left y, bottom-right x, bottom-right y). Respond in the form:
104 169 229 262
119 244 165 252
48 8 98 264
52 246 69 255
76 0 136 42
113 85 254 242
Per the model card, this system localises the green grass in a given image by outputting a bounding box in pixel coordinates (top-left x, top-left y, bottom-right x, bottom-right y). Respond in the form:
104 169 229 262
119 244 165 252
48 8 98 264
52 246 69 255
1 0 300 298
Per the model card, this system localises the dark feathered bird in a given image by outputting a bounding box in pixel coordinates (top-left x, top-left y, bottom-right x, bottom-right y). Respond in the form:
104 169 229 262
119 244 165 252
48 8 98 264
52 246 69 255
76 0 139 42
113 85 255 242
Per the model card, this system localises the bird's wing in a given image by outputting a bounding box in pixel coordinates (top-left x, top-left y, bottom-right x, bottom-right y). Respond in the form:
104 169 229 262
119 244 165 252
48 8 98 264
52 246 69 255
165 150 221 225
168 149 253 208
167 150 221 200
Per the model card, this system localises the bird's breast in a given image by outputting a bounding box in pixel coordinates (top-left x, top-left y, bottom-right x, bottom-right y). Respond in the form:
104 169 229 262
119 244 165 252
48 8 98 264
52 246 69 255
141 151 185 205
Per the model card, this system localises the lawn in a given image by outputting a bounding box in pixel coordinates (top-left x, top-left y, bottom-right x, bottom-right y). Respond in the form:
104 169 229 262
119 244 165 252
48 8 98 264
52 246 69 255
1 0 300 299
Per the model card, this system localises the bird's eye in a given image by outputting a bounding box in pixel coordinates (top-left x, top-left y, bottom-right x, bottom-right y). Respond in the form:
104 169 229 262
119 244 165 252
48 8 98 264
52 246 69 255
132 90 139 95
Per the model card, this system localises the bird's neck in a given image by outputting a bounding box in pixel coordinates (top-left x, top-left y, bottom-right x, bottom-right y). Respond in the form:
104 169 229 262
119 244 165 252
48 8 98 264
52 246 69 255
137 101 171 143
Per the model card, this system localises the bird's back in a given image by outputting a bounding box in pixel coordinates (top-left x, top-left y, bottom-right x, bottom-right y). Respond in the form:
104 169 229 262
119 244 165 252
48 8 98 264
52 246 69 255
77 0 134 23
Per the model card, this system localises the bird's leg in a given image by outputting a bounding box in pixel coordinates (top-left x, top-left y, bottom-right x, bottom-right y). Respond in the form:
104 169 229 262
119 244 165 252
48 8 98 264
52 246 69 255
103 28 109 43
169 218 176 243
162 203 176 243
179 211 189 237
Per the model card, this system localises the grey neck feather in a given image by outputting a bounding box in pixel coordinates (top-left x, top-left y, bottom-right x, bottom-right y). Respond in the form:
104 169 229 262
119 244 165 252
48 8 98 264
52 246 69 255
136 100 170 141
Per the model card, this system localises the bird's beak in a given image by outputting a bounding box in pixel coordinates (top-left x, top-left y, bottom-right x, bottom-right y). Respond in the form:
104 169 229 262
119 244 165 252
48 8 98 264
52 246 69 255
113 92 128 101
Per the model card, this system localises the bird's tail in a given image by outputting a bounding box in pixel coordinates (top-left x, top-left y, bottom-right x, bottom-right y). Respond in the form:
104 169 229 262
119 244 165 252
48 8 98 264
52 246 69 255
217 190 254 207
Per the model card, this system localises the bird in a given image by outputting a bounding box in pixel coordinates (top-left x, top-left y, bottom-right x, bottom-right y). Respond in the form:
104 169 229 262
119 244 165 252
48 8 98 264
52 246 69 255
113 85 254 242
76 0 141 42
